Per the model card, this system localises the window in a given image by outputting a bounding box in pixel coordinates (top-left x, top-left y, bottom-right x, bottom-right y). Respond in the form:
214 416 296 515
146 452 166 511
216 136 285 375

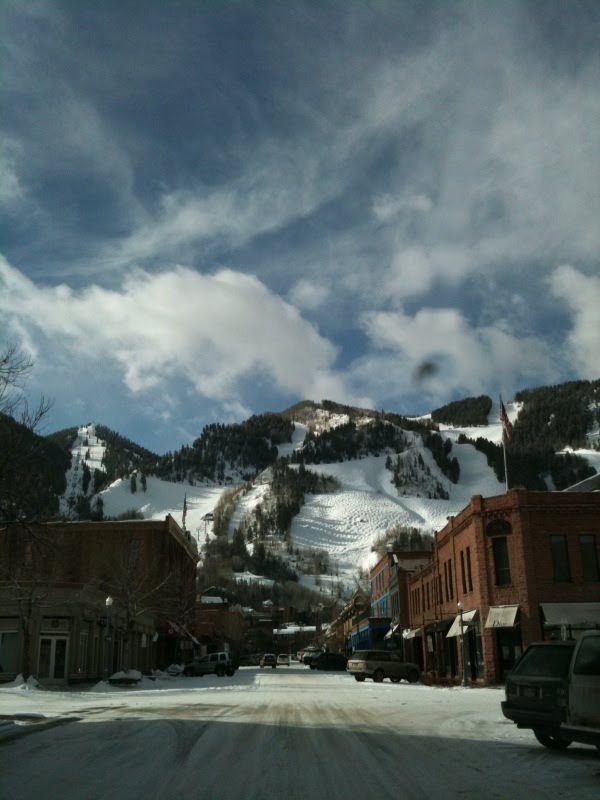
466 547 473 592
580 534 600 582
551 535 571 582
573 637 600 676
492 537 512 585
0 632 18 672
447 559 453 599
444 562 449 602
460 551 467 594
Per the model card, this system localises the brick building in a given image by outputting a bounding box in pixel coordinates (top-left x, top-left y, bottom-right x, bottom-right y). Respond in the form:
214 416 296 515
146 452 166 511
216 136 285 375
0 515 198 684
407 489 600 685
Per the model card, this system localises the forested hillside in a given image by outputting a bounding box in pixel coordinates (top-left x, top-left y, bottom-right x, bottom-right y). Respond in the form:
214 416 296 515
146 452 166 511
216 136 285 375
431 395 493 427
154 413 294 483
2 414 70 520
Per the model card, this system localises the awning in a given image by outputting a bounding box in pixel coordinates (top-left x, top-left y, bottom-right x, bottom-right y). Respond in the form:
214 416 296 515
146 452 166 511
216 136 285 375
447 609 478 638
425 618 454 634
384 623 401 640
540 602 600 627
485 605 520 629
402 628 422 639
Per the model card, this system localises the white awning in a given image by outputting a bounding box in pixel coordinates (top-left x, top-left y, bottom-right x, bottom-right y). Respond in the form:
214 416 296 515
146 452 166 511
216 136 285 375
485 605 519 629
402 628 422 640
447 609 478 638
384 623 401 640
541 603 600 627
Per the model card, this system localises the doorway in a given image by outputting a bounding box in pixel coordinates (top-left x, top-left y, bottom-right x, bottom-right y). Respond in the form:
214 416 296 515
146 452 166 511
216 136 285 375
38 636 69 680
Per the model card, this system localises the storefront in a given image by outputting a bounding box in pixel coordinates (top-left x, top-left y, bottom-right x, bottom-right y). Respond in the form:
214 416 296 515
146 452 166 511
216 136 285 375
485 604 522 679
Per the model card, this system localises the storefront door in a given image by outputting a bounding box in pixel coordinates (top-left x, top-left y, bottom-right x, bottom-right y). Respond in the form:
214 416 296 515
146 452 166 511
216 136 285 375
38 636 69 680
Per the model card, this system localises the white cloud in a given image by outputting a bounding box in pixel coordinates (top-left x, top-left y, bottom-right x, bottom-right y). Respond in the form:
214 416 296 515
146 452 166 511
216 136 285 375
549 265 600 378
287 279 330 311
0 257 359 408
372 193 433 222
359 305 562 400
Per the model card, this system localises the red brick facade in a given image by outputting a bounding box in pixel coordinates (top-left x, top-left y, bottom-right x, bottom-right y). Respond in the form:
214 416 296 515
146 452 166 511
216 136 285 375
407 489 600 685
0 516 198 683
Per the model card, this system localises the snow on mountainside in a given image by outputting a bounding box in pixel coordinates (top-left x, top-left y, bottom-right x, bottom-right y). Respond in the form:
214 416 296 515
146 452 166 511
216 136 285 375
59 396 599 591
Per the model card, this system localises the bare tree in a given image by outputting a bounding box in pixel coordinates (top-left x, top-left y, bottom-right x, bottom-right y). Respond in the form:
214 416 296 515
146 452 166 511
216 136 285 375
0 343 56 527
0 344 64 679
0 524 65 679
101 538 174 672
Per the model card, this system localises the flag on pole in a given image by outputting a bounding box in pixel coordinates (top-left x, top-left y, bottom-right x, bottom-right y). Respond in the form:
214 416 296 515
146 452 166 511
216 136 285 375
182 494 187 528
499 396 513 439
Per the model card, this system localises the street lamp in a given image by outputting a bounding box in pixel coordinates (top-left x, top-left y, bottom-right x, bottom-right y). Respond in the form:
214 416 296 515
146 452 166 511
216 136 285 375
104 596 113 681
457 600 468 687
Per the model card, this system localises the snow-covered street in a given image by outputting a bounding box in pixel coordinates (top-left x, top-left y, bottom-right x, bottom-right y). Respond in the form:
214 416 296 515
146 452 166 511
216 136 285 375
1 666 598 799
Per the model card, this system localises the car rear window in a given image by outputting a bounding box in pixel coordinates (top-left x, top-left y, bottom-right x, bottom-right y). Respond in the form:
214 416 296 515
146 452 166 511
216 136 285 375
510 644 575 677
573 637 600 676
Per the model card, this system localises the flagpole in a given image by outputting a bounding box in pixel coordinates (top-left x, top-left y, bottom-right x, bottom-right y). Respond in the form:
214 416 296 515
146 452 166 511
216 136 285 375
499 395 511 493
502 431 509 492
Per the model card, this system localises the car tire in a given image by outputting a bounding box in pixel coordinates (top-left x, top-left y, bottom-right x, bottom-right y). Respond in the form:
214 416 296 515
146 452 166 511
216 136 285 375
407 669 420 684
226 667 235 676
390 676 401 683
372 669 385 683
272 665 276 669
216 666 225 677
310 664 316 670
354 675 365 682
533 729 572 750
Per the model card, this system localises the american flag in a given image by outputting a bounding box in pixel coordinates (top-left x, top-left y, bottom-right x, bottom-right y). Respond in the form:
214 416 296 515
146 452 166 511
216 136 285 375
499 396 513 439
182 494 187 528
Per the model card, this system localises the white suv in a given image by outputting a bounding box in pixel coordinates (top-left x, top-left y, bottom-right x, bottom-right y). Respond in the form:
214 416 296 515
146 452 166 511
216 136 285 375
183 652 237 677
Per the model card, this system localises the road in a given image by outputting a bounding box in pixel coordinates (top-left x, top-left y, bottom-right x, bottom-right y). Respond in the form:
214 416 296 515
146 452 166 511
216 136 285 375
1 666 598 800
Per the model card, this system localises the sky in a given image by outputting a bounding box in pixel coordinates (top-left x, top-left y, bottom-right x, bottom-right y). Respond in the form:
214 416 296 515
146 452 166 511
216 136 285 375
1 0 599 454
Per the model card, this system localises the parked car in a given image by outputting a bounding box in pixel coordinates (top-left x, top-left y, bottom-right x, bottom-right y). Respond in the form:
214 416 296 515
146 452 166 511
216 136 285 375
347 650 420 683
501 631 600 751
260 653 277 669
277 654 290 666
312 652 348 671
302 650 322 667
183 651 237 677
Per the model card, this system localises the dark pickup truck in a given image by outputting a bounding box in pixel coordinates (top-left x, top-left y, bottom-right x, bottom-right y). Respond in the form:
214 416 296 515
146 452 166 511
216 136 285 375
501 631 600 751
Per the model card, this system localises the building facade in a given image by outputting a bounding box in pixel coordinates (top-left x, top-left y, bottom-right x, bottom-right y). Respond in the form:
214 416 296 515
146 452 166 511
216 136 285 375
407 489 600 685
0 515 198 684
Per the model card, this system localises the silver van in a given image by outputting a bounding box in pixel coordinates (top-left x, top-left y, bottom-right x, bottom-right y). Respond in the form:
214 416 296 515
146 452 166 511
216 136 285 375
347 650 420 684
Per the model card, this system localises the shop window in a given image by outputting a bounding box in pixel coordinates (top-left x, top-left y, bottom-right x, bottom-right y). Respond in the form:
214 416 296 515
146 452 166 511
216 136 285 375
551 535 571 582
492 537 512 586
580 534 599 583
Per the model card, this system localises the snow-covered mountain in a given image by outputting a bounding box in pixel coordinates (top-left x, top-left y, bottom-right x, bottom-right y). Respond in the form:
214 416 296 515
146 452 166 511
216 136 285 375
59 394 600 596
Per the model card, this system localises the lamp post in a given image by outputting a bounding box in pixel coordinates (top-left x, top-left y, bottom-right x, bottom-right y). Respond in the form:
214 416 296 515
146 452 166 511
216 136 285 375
104 596 113 681
457 600 468 687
